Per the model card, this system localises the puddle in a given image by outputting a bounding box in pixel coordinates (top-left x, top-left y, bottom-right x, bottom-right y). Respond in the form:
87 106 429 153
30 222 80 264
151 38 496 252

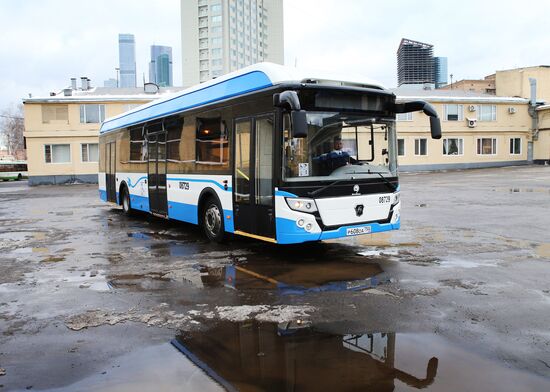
535 243 550 259
38 342 223 392
172 321 550 392
197 259 388 294
440 257 497 269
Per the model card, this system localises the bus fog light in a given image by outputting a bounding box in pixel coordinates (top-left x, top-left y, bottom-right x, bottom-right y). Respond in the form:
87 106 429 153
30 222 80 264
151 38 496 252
305 223 313 231
297 219 305 227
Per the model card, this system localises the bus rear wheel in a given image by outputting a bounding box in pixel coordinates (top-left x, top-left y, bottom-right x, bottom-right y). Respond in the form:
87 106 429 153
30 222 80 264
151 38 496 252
16 173 22 181
121 187 132 215
202 197 225 242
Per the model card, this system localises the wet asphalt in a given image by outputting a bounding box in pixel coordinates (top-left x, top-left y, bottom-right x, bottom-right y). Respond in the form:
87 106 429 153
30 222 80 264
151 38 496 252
0 166 549 391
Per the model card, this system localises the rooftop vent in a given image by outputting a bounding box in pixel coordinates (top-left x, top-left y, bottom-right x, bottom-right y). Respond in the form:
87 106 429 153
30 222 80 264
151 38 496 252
63 88 72 96
70 78 77 90
81 77 89 90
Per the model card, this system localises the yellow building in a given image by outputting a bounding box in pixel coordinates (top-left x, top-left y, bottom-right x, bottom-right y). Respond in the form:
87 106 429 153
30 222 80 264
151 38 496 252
534 105 550 164
23 85 182 185
393 89 532 171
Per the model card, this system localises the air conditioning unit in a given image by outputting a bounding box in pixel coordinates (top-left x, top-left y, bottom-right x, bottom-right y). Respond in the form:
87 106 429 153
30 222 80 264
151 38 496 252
467 118 477 128
468 105 477 112
508 107 517 114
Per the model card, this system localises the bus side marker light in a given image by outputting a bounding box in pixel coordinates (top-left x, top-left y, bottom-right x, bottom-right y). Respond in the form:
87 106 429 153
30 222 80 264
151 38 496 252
226 215 231 219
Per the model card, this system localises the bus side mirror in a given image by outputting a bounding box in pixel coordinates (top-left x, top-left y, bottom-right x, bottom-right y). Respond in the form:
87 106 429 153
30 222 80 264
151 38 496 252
291 110 308 138
430 116 442 140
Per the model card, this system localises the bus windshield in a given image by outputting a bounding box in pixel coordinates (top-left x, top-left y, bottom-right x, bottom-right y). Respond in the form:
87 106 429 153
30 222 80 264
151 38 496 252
283 112 397 182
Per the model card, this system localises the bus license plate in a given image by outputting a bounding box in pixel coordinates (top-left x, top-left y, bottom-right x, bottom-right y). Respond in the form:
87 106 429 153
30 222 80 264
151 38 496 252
346 226 371 236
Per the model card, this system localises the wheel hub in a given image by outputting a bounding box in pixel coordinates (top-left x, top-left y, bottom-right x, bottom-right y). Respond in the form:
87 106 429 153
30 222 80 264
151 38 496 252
205 205 221 235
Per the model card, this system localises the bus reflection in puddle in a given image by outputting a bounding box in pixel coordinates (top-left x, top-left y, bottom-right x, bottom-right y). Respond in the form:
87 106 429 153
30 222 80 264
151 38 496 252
172 321 438 392
198 260 390 294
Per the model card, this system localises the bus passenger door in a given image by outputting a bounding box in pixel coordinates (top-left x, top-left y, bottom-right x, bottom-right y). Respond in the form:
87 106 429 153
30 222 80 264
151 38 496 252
233 116 275 240
105 141 117 203
147 130 168 216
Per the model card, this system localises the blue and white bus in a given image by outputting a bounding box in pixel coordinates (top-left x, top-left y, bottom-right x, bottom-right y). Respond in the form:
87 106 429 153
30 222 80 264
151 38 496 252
98 63 440 244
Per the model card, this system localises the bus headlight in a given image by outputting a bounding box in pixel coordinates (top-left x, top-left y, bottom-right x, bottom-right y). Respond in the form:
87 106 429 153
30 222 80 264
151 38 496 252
392 192 400 206
286 198 318 213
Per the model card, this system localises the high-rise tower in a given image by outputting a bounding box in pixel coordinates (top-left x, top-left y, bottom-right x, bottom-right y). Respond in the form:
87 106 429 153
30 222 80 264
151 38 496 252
397 38 434 87
181 0 284 87
149 45 173 87
119 34 137 88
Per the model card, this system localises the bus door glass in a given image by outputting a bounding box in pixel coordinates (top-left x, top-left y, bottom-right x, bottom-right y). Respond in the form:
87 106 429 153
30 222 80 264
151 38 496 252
105 141 117 202
147 124 168 215
233 115 275 238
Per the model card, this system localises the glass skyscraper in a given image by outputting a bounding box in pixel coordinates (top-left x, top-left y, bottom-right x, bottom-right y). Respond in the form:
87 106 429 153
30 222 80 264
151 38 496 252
119 34 137 88
149 45 173 87
434 57 448 89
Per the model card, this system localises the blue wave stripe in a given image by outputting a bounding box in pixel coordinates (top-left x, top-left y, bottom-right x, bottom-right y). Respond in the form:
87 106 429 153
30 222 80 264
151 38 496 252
127 176 148 188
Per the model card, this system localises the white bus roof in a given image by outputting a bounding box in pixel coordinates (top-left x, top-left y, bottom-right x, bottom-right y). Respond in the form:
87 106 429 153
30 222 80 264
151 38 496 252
100 62 385 134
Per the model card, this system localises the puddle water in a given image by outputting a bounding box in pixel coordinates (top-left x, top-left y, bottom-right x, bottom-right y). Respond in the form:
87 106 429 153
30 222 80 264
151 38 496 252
38 342 223 392
439 257 497 269
197 258 387 294
171 321 550 392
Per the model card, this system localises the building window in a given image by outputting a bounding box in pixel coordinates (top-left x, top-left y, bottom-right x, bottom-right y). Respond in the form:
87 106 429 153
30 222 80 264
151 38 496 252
44 144 71 163
211 37 222 47
211 26 222 35
414 138 427 156
510 137 521 155
445 104 463 121
80 104 105 124
211 48 222 57
42 105 68 124
397 138 405 156
443 138 464 155
477 105 497 121
477 138 497 155
81 143 99 162
396 112 413 121
210 4 222 14
211 15 222 24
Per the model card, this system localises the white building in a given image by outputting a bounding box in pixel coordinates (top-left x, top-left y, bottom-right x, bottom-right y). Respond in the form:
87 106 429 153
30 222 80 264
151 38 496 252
181 0 284 86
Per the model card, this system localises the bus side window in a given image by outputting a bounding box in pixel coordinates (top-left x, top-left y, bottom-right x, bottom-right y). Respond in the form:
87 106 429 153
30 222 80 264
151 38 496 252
165 116 183 161
196 117 229 167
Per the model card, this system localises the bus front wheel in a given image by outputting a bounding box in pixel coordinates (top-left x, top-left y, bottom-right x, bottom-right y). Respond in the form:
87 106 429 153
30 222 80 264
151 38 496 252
202 197 225 242
121 187 132 215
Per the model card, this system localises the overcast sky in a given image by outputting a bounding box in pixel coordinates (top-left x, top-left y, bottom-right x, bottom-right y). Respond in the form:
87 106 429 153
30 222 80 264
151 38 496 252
1 0 550 110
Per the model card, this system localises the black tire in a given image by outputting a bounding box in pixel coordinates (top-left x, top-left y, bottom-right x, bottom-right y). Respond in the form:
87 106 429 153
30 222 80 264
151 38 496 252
121 186 132 215
202 196 225 242
16 173 22 181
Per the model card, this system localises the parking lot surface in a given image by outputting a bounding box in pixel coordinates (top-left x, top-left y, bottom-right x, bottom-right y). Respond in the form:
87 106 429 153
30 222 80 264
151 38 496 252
0 166 549 391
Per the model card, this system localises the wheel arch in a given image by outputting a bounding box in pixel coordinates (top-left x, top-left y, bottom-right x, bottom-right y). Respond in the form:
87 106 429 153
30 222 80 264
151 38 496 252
118 181 129 206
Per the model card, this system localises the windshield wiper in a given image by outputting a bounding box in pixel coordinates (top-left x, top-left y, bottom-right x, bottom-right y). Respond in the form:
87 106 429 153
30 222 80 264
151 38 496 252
308 178 347 197
344 169 397 192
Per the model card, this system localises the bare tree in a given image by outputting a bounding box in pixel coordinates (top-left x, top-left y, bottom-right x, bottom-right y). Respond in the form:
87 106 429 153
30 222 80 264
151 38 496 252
0 104 25 157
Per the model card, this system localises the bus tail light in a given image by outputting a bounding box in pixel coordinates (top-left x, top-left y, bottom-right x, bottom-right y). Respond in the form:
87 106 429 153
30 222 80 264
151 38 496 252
286 198 318 213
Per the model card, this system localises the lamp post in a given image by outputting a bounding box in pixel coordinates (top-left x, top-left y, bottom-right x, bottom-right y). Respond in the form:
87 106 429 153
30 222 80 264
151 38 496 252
115 67 120 88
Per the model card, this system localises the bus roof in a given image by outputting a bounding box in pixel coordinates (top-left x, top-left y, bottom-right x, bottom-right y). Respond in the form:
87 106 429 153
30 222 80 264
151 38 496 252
100 62 385 135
